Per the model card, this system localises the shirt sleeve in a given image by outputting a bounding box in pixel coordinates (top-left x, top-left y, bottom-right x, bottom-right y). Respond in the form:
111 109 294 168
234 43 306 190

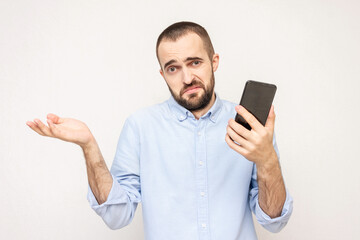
87 117 141 230
248 134 293 233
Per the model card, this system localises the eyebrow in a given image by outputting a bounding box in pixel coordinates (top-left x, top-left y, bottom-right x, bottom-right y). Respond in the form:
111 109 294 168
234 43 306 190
185 57 203 62
163 57 204 70
164 59 177 70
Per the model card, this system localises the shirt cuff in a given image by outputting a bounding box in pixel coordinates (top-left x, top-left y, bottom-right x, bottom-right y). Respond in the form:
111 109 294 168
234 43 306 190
87 174 129 211
254 188 293 233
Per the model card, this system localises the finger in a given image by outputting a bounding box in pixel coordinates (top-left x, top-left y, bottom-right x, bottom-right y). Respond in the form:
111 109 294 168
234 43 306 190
228 119 253 141
26 121 46 136
47 113 63 124
235 105 263 132
47 119 59 137
265 105 276 131
225 133 248 156
226 124 248 147
33 119 53 137
227 121 254 147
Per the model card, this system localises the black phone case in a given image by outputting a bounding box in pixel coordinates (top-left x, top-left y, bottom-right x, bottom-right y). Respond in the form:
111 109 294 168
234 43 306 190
235 80 277 130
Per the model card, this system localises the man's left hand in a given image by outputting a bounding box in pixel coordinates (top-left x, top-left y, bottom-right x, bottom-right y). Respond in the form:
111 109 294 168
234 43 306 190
226 105 287 218
225 105 278 166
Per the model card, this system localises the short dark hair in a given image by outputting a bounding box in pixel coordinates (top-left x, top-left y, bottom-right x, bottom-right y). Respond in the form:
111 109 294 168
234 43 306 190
156 21 215 65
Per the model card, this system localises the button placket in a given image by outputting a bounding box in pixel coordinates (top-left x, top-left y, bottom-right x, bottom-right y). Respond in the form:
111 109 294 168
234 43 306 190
195 120 210 239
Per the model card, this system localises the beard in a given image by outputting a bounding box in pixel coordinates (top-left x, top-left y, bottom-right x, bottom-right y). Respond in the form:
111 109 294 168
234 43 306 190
168 72 215 112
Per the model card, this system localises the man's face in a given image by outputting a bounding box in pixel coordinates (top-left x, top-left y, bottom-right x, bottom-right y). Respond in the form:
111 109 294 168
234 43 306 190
158 33 219 111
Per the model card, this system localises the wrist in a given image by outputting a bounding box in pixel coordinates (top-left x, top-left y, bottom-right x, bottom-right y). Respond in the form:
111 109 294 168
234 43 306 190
256 151 281 180
80 136 97 153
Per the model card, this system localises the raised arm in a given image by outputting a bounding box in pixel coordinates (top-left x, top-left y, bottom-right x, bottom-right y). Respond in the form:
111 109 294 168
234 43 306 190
225 105 286 218
26 113 112 204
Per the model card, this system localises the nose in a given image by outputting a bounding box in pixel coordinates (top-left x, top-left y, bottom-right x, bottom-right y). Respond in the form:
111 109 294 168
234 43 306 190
182 67 193 85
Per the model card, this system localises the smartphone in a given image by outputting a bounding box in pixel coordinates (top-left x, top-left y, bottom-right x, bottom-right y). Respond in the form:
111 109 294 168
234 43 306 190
235 80 277 130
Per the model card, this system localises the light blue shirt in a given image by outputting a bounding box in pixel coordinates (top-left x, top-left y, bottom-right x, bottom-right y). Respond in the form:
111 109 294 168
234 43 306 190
87 93 293 240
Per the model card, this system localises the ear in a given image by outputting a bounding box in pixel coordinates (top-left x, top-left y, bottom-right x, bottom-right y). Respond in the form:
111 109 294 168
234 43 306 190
159 69 165 79
212 54 219 72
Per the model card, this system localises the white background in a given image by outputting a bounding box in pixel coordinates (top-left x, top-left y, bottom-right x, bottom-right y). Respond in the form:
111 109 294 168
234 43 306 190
1 0 360 239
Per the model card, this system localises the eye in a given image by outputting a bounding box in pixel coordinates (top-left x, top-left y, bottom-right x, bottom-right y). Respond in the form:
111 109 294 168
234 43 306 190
192 60 200 66
168 66 176 73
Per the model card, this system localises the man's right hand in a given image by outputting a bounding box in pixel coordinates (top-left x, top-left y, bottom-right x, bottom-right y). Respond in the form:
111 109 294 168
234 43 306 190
26 113 95 149
27 113 113 204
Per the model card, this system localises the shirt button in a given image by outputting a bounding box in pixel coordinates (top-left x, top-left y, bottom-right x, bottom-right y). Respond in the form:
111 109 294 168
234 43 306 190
200 192 205 197
201 223 206 228
199 161 203 166
197 131 201 136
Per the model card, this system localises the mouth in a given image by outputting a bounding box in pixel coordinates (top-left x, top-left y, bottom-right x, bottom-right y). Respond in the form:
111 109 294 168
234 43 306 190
183 86 202 95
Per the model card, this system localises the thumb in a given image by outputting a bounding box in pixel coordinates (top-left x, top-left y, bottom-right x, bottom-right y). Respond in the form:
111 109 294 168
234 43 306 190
47 119 59 136
47 113 62 124
265 105 276 131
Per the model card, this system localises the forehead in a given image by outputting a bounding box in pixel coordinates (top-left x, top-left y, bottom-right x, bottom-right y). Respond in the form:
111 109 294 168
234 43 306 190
158 33 208 67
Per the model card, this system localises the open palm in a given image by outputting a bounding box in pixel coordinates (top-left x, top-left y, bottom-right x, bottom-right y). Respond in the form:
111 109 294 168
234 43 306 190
26 113 94 148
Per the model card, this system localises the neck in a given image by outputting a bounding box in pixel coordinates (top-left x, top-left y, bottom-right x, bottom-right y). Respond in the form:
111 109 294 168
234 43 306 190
191 93 216 120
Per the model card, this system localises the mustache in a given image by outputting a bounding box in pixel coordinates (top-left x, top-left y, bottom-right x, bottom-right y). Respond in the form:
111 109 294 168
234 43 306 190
180 80 205 95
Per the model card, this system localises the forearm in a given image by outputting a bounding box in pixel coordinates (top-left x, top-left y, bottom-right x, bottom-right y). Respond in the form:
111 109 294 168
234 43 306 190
82 138 113 205
257 153 286 218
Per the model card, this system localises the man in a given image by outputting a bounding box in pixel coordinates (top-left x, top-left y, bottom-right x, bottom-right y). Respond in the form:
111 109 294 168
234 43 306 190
27 21 293 239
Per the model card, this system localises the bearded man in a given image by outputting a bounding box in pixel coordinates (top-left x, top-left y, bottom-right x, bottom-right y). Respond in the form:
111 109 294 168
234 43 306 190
27 21 293 240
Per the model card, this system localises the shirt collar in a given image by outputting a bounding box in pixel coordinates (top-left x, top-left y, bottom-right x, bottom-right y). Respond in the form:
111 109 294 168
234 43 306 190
167 92 223 123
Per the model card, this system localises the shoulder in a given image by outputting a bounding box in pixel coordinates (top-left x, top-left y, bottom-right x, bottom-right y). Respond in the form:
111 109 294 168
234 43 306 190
125 100 170 127
219 98 238 117
220 98 237 110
